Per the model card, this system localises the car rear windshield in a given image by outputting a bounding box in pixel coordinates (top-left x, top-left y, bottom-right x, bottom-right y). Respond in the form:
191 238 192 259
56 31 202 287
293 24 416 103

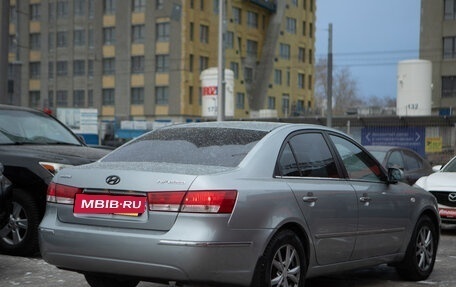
102 127 268 167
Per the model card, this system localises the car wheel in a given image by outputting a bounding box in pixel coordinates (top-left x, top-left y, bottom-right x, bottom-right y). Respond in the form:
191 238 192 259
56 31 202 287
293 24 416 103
84 273 140 287
396 215 437 281
0 189 40 256
251 229 306 287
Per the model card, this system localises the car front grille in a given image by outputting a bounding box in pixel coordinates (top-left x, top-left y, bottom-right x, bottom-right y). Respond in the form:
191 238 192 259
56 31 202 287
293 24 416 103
430 191 456 207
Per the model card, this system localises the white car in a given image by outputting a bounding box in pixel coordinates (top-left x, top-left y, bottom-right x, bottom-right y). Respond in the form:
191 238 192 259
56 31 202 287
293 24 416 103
415 155 456 223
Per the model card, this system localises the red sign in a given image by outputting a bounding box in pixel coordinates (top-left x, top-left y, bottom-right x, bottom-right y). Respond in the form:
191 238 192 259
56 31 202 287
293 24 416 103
202 86 217 96
74 194 146 214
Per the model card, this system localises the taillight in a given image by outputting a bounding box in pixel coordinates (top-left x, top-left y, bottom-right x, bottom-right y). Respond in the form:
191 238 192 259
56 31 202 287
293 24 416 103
47 182 83 204
147 190 237 214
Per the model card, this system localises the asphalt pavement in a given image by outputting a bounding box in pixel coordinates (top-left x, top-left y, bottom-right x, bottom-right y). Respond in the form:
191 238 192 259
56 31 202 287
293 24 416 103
1 225 456 287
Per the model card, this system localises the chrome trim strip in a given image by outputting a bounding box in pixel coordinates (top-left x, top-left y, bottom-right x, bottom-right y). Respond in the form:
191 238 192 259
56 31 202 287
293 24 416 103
315 227 406 240
158 240 253 247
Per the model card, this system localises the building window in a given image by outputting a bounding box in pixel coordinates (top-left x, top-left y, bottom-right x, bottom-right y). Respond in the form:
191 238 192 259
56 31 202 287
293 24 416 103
132 25 145 43
57 31 68 47
103 58 115 75
280 43 291 59
131 56 145 74
48 91 54 108
57 90 68 107
236 92 245 109
189 54 194 72
74 0 85 16
308 49 313 64
442 76 456 97
189 22 194 41
302 21 306 36
30 33 41 50
89 0 94 18
48 33 54 50
292 0 298 6
133 0 146 12
104 0 116 14
156 55 169 73
274 69 282 85
73 90 85 107
298 47 305 63
131 87 144 104
73 60 85 76
213 0 219 13
48 62 54 79
49 2 55 20
200 0 205 11
30 4 41 21
296 100 304 115
282 94 290 116
57 0 69 18
286 70 290 86
156 86 169 105
226 31 234 49
74 29 86 46
310 0 314 12
88 60 94 77
88 29 94 48
30 62 41 79
189 86 194 104
444 36 456 59
309 22 313 38
298 73 305 89
230 62 239 79
57 61 68 76
199 56 209 72
156 22 170 42
246 40 258 57
286 17 297 34
200 24 209 44
29 91 41 108
308 75 312 90
244 67 253 83
102 89 115 105
268 96 275 109
247 11 258 28
103 27 116 45
232 7 241 24
88 90 94 107
156 0 164 10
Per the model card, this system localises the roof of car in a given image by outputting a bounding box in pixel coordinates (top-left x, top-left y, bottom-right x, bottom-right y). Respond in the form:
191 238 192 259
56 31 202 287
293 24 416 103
0 104 42 113
161 121 337 133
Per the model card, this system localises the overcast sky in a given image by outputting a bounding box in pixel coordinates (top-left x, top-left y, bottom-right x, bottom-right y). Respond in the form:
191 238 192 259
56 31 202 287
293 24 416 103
315 0 421 101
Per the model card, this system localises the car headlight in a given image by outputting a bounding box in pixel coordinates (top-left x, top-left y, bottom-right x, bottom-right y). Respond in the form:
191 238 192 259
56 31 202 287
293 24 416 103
39 162 73 175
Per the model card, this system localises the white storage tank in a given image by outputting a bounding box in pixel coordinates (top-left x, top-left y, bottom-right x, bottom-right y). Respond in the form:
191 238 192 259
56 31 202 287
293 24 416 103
396 59 432 116
200 68 234 118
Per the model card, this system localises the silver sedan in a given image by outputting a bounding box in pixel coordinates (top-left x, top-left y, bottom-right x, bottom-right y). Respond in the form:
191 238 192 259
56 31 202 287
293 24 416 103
39 122 440 287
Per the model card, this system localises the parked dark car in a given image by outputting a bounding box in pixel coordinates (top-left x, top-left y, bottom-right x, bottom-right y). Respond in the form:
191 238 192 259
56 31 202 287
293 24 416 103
39 122 439 287
0 163 12 228
365 145 433 185
0 104 110 256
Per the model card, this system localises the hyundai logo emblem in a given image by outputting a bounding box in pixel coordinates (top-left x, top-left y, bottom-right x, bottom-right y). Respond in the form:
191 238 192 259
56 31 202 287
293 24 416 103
449 193 456 202
106 175 121 185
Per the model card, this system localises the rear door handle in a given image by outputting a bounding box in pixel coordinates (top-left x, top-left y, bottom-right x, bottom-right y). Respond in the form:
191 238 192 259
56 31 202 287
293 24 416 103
303 196 318 203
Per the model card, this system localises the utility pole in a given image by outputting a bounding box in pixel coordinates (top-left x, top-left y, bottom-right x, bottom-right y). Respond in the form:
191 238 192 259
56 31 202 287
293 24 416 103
217 0 226 121
326 23 333 127
0 0 10 104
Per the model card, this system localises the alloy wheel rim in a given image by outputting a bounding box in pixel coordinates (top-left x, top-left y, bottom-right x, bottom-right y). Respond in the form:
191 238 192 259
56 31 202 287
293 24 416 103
270 244 301 287
416 226 434 272
0 201 28 245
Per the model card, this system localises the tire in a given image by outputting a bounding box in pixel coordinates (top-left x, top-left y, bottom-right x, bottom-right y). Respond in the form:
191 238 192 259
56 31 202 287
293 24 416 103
251 230 306 287
396 215 438 281
84 273 140 287
0 189 41 256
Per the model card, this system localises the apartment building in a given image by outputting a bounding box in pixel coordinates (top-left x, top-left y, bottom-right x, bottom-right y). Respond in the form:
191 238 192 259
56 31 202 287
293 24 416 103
5 0 316 122
420 0 456 114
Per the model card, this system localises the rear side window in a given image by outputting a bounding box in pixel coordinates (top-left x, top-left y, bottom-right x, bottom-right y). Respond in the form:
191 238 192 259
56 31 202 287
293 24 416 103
403 151 422 170
278 132 339 178
102 127 267 167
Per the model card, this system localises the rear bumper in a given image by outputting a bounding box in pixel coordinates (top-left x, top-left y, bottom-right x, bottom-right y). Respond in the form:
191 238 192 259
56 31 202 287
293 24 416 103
38 205 270 286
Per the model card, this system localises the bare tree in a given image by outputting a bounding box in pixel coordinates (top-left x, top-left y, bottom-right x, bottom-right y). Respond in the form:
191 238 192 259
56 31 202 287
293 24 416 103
314 58 363 116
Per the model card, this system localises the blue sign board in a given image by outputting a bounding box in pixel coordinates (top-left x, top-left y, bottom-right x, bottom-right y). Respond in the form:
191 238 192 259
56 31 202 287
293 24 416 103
361 127 425 156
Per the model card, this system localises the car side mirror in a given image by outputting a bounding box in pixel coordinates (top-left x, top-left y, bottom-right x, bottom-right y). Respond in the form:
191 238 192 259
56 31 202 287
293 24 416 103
432 165 442 172
387 167 403 184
